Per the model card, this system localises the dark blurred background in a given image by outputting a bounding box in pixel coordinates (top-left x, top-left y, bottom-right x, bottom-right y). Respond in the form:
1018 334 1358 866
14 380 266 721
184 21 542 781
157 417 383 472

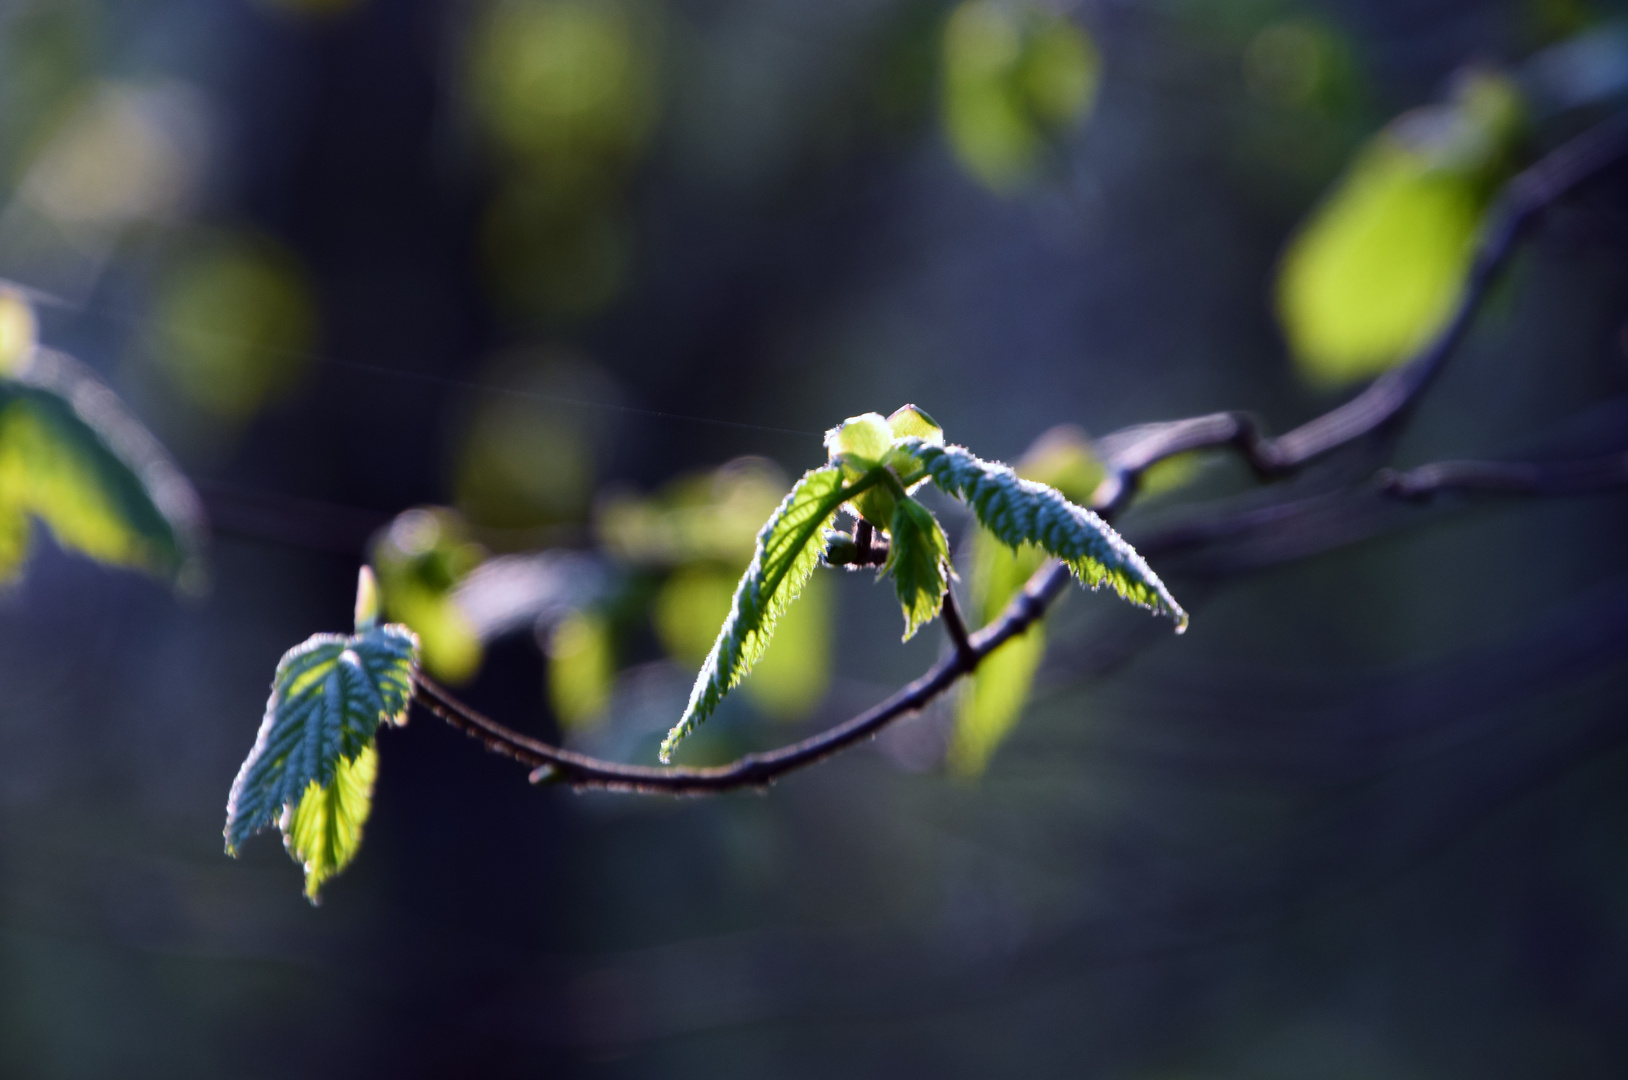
2 0 1628 1075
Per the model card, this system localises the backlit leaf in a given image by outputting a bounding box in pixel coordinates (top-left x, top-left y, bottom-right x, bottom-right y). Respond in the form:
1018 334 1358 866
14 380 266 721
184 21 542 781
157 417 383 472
885 495 951 641
1276 70 1524 385
950 622 1045 776
224 621 417 901
664 465 863 761
0 348 202 584
948 427 1098 774
825 413 898 526
824 412 895 471
886 403 943 444
901 439 1187 630
284 743 377 903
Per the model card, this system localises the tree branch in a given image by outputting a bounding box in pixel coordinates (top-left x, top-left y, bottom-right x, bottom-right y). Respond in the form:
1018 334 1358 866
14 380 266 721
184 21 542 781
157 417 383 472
412 111 1628 795
1089 111 1628 516
1377 453 1628 500
940 587 977 668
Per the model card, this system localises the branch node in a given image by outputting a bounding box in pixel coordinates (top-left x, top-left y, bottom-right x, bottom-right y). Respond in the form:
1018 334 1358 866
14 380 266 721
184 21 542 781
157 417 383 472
940 588 977 670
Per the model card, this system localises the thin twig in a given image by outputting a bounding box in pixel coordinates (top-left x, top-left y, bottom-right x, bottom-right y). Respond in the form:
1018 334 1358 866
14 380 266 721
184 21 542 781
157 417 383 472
410 563 1068 793
1378 453 1628 500
412 111 1628 795
1089 111 1628 516
940 588 977 668
1126 450 1628 576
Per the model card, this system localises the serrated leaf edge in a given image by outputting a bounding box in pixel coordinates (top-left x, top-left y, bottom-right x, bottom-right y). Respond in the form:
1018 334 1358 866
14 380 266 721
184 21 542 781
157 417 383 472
899 438 1188 631
224 623 417 857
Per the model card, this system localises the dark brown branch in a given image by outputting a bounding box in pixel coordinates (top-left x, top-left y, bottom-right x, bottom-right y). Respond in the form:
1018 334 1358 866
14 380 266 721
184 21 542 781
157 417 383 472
855 520 874 562
410 570 1069 794
414 111 1628 796
940 588 977 668
1090 112 1628 517
1378 453 1628 500
824 525 890 567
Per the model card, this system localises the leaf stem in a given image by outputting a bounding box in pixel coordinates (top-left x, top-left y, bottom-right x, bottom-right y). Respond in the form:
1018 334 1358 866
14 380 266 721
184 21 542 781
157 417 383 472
940 588 977 668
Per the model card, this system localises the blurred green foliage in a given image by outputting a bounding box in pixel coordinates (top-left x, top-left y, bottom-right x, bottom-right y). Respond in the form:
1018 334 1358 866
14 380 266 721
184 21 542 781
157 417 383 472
1276 69 1525 385
466 0 659 318
598 457 785 567
452 354 615 533
370 508 485 684
546 608 614 729
0 305 192 583
604 456 835 723
285 743 377 904
224 595 416 903
951 425 1101 775
0 0 96 182
661 463 850 760
0 396 172 579
149 233 318 421
3 0 1626 1070
0 289 37 374
941 0 1099 192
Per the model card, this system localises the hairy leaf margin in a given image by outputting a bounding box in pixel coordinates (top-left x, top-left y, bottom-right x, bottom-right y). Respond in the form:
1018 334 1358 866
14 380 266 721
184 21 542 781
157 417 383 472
662 465 870 761
224 623 417 868
885 495 951 641
284 743 379 903
899 439 1188 630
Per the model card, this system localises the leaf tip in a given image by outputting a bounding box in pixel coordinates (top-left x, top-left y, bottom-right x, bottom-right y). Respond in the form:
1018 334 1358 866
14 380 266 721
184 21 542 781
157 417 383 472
354 565 381 632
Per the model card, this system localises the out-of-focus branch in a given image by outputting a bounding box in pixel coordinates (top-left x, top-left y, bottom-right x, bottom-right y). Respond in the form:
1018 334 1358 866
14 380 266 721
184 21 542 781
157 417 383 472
418 111 1628 796
1089 112 1628 516
1378 452 1628 499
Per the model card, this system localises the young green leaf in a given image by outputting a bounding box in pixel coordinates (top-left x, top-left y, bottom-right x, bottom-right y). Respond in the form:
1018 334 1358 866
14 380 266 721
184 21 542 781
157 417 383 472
949 424 1103 773
824 413 895 472
354 565 381 631
225 622 417 901
900 439 1187 630
825 413 898 526
1276 70 1523 385
664 465 866 761
0 350 203 584
885 495 951 640
886 404 943 444
285 743 378 903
